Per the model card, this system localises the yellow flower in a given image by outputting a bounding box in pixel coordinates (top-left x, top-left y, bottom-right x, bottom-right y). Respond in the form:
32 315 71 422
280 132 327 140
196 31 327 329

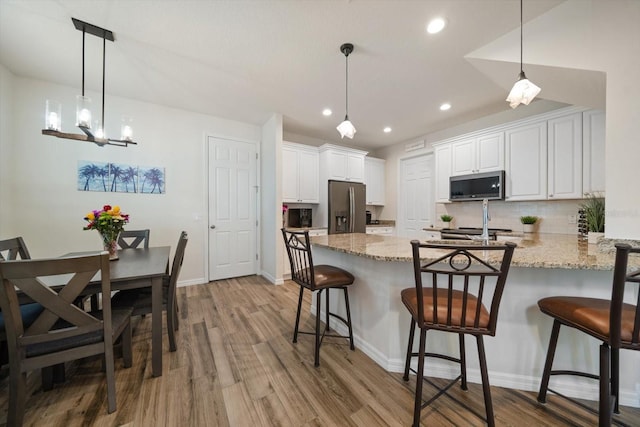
112 205 121 214
86 212 95 221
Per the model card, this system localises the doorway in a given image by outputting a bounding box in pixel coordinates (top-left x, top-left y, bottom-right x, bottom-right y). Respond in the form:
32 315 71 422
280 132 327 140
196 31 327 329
398 154 435 239
207 136 258 281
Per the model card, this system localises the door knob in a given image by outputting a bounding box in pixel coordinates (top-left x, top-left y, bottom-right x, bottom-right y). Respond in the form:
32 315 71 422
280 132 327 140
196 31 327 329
210 225 216 229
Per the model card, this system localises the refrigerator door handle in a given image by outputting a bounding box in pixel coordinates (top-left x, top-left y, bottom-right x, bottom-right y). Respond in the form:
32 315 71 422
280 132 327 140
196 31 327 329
349 186 355 233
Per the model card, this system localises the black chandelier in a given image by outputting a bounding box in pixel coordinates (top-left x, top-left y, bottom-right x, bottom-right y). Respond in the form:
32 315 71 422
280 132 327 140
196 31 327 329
42 18 137 147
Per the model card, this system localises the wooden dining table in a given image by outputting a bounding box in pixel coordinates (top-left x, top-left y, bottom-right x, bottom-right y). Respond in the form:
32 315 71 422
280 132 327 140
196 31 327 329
63 246 171 377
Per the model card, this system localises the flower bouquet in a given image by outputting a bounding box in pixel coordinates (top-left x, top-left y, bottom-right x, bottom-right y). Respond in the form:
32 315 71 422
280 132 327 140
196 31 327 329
83 205 129 260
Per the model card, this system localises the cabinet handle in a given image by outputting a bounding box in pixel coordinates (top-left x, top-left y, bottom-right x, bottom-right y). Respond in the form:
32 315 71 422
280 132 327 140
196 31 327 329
549 194 554 198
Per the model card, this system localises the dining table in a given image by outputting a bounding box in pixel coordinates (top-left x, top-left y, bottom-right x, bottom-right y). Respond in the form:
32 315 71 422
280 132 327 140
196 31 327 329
62 246 171 377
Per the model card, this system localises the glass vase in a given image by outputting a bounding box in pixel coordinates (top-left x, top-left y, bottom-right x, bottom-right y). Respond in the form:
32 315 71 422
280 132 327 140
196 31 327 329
100 232 120 260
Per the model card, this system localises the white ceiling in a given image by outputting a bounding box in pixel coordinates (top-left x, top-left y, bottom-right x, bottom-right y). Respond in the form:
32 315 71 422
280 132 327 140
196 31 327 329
0 0 568 149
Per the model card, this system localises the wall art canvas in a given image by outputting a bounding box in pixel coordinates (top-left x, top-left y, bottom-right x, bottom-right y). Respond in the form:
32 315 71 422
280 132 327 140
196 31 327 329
138 166 165 194
109 163 138 193
77 161 110 192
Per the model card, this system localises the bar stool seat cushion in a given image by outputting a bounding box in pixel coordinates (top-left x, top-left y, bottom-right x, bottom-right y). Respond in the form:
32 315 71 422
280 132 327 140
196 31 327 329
539 296 638 344
300 265 354 289
401 288 490 329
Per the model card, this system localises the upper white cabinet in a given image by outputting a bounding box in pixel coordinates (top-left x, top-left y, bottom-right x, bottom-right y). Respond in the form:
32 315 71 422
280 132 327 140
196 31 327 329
582 109 606 195
282 142 319 203
320 144 366 183
364 157 386 205
434 144 452 203
505 121 548 201
450 132 504 176
547 112 583 199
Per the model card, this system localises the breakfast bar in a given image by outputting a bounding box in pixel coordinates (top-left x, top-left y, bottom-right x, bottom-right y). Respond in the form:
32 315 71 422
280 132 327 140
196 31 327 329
310 233 640 407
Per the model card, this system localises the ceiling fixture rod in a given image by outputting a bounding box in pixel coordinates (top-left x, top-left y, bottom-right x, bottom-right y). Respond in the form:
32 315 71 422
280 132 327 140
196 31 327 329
41 18 137 147
506 0 541 109
336 42 356 139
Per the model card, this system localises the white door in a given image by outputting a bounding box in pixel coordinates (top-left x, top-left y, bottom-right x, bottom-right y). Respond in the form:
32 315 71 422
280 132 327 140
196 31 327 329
398 154 435 239
208 137 258 280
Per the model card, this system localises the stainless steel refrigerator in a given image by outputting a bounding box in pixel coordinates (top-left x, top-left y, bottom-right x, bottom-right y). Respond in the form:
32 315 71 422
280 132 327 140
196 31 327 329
328 180 366 234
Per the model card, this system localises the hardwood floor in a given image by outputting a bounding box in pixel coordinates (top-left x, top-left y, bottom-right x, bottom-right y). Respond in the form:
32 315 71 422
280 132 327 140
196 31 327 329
1 275 639 426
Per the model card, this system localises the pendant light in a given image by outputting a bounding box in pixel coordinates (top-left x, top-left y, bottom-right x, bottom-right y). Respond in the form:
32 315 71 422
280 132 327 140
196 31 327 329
336 43 356 139
42 18 137 147
506 0 541 109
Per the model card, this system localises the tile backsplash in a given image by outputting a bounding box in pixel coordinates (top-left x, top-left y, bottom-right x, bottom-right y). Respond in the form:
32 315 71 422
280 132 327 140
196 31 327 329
436 199 582 235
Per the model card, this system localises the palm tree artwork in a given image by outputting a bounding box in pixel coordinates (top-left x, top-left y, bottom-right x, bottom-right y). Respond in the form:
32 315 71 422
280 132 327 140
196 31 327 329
139 167 165 194
77 161 163 194
77 161 109 192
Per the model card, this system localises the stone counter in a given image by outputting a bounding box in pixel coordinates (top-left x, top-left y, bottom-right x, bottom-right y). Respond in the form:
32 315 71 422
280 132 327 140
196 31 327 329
310 232 640 270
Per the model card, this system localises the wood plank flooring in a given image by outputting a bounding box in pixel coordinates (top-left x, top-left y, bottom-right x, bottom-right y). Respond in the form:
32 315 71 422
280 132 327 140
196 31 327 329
1 275 639 426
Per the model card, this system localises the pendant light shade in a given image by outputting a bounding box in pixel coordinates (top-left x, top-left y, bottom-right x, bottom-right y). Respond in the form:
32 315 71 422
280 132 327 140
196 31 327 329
506 0 541 109
337 43 356 139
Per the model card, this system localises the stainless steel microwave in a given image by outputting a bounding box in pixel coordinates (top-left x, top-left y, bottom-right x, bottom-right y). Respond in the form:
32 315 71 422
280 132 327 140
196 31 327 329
449 170 505 201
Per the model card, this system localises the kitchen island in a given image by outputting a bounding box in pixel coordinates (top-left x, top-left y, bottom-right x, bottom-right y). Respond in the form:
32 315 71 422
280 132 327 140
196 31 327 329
309 233 640 407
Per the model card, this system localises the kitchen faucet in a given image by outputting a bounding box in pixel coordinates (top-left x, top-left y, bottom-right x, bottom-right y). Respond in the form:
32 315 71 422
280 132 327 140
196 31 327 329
480 198 490 242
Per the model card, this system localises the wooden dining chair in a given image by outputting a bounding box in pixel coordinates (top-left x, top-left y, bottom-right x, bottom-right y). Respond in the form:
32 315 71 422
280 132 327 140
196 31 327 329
0 253 133 426
402 240 516 427
0 237 31 261
112 231 188 352
537 243 640 426
117 229 150 250
281 228 355 367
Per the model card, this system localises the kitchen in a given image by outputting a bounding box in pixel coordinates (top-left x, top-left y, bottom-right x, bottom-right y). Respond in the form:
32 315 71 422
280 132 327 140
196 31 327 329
2 1 640 425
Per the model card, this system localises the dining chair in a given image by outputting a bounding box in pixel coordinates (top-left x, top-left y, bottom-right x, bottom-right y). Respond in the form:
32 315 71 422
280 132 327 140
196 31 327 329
0 237 31 261
0 252 133 426
117 229 150 250
281 228 355 367
112 231 188 352
0 237 42 366
537 243 640 427
402 240 516 427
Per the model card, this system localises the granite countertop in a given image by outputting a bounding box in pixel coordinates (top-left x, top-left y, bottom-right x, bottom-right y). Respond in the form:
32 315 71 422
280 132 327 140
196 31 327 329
309 233 640 271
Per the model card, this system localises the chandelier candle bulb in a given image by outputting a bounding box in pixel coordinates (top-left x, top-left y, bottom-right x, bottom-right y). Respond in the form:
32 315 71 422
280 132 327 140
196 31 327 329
76 95 92 129
45 100 61 131
121 117 133 141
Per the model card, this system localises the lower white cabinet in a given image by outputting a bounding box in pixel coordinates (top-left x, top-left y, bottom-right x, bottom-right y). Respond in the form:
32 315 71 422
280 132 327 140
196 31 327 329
366 226 394 236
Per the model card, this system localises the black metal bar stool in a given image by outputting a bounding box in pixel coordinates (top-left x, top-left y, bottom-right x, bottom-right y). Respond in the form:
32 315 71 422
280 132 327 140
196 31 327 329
537 243 640 427
281 228 355 367
402 240 516 427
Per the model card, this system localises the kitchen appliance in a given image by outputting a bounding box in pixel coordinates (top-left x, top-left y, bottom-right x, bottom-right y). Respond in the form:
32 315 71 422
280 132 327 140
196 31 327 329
440 227 512 241
449 170 505 201
366 210 372 225
328 180 366 234
288 208 313 228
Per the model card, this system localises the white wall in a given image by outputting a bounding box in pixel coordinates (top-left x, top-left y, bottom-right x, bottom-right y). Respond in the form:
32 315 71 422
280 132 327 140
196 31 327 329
0 75 262 286
260 113 283 284
0 64 14 237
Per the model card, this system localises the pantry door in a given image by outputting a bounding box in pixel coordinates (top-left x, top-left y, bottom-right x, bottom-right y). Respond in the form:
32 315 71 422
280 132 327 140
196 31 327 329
208 137 258 280
398 154 435 239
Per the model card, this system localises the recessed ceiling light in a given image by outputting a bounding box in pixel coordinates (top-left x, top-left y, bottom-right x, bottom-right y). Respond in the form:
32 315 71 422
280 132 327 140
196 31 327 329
427 18 446 34
383 127 392 133
439 103 451 111
322 108 332 116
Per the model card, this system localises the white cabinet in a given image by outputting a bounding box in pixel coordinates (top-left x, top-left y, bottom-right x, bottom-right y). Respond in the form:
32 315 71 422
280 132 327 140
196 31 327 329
308 229 328 237
364 157 385 205
366 226 394 236
282 142 319 203
434 144 452 203
450 132 504 176
582 109 606 195
547 112 583 199
320 144 366 182
505 121 548 201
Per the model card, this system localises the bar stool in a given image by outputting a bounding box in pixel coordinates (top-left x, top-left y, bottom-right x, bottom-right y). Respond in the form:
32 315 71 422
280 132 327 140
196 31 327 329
402 240 516 427
537 243 640 427
281 228 355 367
